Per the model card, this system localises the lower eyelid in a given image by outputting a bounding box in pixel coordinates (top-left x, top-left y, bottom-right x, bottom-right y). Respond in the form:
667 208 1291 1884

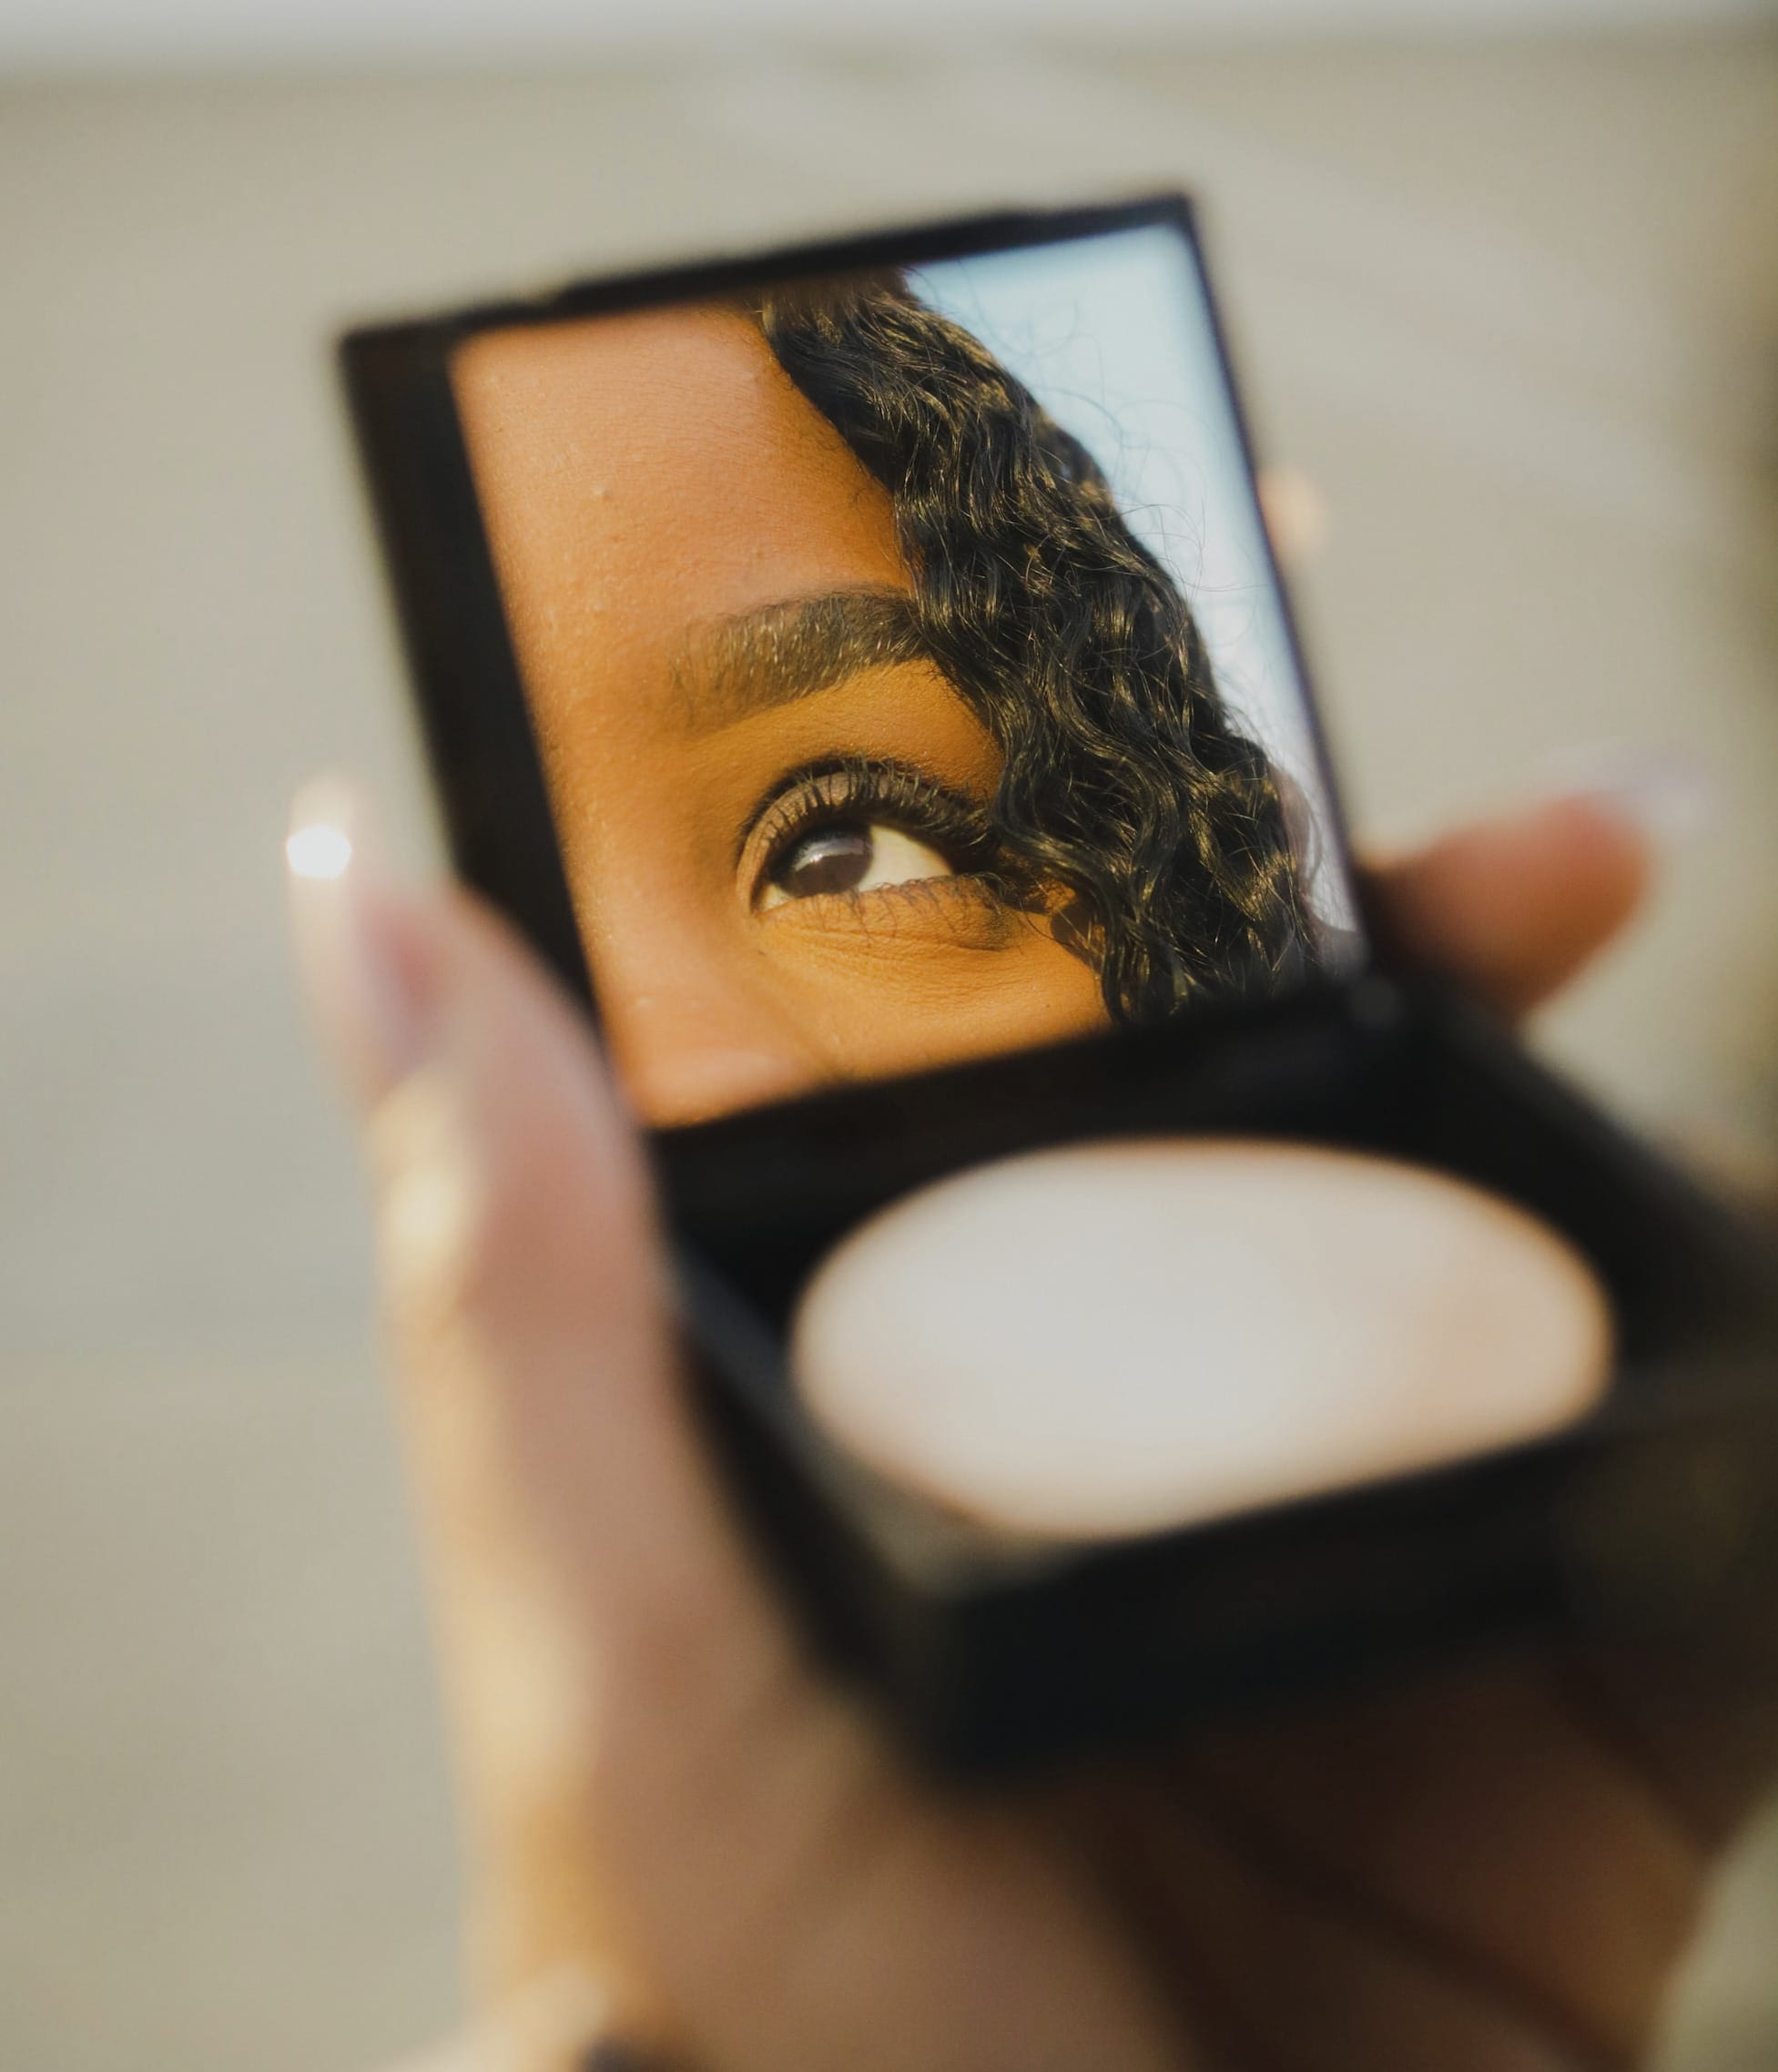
759 872 1015 934
761 875 971 911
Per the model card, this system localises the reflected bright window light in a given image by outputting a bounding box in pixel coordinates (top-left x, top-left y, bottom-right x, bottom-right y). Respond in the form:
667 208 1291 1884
286 822 352 880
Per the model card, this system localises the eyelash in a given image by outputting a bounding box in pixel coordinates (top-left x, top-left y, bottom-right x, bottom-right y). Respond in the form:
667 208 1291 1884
742 757 1002 910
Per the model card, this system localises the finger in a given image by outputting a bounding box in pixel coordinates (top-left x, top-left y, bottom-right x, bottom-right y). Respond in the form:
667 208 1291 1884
288 778 799 2013
288 779 1181 2072
1046 1766 1590 2072
1363 791 1654 1019
1167 1660 1705 2066
1566 1633 1778 1856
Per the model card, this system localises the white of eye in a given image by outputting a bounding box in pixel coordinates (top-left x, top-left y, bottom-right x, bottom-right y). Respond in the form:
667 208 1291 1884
854 825 954 891
757 823 956 910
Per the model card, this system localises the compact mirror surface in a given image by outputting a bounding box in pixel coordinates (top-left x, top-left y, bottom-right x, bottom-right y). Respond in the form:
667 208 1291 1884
451 222 1364 1128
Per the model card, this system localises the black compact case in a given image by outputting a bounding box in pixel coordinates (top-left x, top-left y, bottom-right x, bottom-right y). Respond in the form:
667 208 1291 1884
340 195 1778 1774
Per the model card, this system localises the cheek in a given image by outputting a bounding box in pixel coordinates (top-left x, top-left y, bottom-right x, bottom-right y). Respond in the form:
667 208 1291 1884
961 932 1110 1043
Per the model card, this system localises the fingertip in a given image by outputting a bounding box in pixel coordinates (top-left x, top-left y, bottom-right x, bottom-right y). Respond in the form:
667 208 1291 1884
368 885 660 1363
1369 790 1655 1019
287 775 447 1111
1508 789 1656 934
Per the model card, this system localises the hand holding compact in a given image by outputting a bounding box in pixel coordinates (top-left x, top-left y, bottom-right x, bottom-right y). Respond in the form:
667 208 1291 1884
293 780 1774 2072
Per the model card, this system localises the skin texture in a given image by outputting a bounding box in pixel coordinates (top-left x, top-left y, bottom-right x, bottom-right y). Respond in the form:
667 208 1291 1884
452 308 1107 1127
288 780 1778 2072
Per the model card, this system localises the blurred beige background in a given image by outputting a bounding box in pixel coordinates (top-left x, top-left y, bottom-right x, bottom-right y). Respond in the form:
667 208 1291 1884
3 27 1777 2072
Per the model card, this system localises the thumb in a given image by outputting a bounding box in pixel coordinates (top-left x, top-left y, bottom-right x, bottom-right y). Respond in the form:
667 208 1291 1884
286 779 803 2026
286 782 1187 2072
1364 790 1653 1019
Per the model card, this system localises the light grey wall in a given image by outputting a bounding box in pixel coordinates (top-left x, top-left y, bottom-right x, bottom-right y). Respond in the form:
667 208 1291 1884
2 42 1775 2072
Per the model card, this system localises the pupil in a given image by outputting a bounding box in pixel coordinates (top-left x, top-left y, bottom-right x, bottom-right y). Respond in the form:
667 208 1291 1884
779 825 873 898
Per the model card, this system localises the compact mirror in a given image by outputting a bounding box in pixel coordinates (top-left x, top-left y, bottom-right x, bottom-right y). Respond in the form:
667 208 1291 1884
344 198 1778 1769
447 221 1364 1128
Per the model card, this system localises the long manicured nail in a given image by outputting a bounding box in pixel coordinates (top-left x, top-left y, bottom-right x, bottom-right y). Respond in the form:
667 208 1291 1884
286 776 441 1109
1537 741 1714 847
1255 463 1330 567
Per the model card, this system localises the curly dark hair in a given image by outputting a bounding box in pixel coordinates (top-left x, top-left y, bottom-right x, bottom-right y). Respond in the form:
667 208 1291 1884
747 273 1317 1026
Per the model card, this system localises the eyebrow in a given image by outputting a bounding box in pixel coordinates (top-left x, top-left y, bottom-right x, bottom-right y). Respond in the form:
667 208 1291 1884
672 587 935 736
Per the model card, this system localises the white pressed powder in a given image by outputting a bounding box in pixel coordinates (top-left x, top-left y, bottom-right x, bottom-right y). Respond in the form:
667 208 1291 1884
789 1139 1613 1540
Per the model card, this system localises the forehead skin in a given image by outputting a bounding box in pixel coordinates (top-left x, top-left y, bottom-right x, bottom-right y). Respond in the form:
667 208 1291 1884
452 303 912 810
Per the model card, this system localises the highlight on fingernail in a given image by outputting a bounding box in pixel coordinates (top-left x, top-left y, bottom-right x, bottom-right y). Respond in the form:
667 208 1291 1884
1256 463 1330 566
1537 740 1715 847
286 775 437 1109
286 818 354 882
286 773 371 879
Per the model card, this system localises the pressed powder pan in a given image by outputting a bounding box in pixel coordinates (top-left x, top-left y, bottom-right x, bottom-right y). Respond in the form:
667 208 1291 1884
791 1139 1616 1543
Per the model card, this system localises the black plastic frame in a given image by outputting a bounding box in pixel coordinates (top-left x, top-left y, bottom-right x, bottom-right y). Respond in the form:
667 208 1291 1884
340 195 1778 1774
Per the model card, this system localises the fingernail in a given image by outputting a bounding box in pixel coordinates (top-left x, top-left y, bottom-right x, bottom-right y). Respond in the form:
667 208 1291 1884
1536 742 1714 846
1256 464 1330 566
286 775 441 1109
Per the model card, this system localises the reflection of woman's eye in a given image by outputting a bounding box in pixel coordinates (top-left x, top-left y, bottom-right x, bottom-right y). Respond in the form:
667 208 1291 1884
742 757 1001 917
759 822 953 909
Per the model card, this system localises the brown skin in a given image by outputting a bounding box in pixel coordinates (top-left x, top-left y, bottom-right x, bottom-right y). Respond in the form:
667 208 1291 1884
288 778 1776 2072
453 307 1106 1126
